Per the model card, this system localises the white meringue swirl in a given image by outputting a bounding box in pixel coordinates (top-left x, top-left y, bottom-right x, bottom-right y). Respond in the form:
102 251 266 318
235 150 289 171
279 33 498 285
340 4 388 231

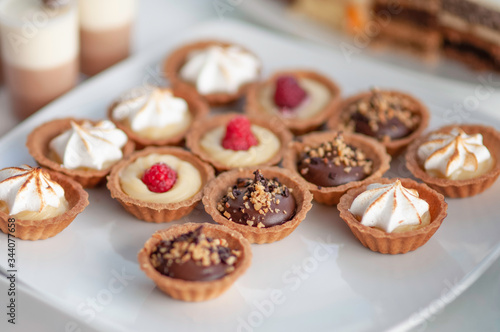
179 45 260 95
417 128 493 180
0 165 68 219
349 180 430 233
49 120 128 171
111 87 191 137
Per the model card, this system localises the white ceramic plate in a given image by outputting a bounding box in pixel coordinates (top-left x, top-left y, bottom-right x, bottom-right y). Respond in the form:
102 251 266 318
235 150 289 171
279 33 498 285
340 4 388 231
240 0 500 85
1 20 500 332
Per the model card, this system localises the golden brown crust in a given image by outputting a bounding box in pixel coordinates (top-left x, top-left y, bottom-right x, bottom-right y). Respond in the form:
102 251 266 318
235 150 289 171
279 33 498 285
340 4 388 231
107 87 210 150
282 131 391 205
163 40 261 106
245 69 342 135
26 118 135 188
405 124 500 198
337 177 448 254
327 90 430 156
185 112 293 172
137 222 252 301
107 146 215 223
202 166 313 244
0 169 89 241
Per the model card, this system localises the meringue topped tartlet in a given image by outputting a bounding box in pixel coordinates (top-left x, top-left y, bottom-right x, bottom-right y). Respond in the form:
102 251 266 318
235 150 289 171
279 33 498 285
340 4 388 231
107 146 214 223
186 113 292 172
328 89 429 155
27 118 135 188
246 70 341 135
338 178 447 254
108 86 209 148
0 165 88 240
164 40 261 105
406 124 500 198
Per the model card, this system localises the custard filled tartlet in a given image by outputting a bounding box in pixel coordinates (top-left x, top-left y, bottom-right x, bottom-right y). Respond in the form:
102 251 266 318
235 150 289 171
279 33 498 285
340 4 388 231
283 131 391 205
0 165 88 240
203 167 313 244
328 88 429 155
108 86 209 149
164 40 261 105
338 178 447 254
246 70 342 135
186 113 292 172
138 223 252 301
26 118 135 188
406 124 500 197
107 146 214 223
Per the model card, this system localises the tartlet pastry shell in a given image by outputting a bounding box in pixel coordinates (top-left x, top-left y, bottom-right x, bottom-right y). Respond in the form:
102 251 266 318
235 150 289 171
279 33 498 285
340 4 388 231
283 131 391 205
0 169 89 241
107 87 209 149
164 40 261 106
107 146 215 223
337 177 448 254
327 90 430 156
405 124 500 198
26 118 135 188
203 166 313 244
185 112 293 172
137 222 252 302
245 69 342 135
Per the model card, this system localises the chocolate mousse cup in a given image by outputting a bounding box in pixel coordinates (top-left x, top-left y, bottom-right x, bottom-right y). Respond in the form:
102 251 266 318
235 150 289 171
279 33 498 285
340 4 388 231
0 0 79 119
79 0 136 76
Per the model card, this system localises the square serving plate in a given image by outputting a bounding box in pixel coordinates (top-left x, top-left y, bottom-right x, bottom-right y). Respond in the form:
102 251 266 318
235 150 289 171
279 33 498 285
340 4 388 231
1 20 500 332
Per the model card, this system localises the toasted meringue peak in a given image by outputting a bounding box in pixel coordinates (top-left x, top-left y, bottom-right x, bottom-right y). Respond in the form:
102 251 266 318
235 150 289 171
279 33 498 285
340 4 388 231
349 180 430 233
49 120 128 171
111 87 189 132
417 128 492 179
0 165 66 216
179 45 260 95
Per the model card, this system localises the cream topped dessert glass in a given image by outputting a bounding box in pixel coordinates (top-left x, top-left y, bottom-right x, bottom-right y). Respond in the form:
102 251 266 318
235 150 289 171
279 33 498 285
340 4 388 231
0 0 79 119
79 0 136 76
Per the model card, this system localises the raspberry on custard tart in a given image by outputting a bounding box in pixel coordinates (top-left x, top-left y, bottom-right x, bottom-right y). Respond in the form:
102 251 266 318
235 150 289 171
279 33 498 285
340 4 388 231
246 70 341 135
283 131 390 205
328 88 429 155
107 146 214 223
138 223 252 301
186 113 292 172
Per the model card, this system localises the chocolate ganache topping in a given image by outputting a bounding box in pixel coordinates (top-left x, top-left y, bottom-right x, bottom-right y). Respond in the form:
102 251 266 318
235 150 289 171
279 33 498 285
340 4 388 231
150 226 240 282
217 170 296 228
297 133 373 187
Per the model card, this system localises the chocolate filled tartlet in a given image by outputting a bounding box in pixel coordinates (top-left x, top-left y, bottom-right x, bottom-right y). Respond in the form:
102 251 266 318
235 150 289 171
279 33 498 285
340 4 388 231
203 167 313 244
297 133 373 187
328 89 429 155
138 223 252 301
283 131 391 205
150 226 240 282
217 170 296 229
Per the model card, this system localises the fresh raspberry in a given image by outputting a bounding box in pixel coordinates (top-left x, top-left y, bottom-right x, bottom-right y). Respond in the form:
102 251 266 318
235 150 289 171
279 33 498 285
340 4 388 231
141 163 177 193
273 75 307 109
222 116 258 151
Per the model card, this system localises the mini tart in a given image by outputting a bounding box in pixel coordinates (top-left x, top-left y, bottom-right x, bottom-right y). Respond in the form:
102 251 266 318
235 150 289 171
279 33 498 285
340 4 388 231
138 222 252 301
283 131 391 205
245 70 342 135
107 146 215 223
327 90 430 156
338 178 447 254
0 169 89 241
203 167 313 244
186 113 293 172
107 88 209 149
164 40 261 106
406 124 500 198
26 118 135 188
